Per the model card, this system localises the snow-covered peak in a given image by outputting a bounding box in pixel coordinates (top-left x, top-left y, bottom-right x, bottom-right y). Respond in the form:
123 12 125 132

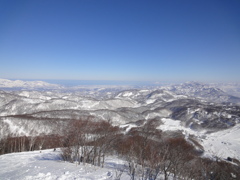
169 81 240 104
0 79 61 89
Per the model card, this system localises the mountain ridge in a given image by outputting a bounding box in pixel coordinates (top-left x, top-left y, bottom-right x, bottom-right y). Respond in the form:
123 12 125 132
0 78 61 89
1 79 240 160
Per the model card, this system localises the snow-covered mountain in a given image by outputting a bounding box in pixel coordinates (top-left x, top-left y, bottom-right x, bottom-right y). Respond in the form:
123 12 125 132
168 81 240 104
211 82 240 98
0 79 61 89
1 79 240 162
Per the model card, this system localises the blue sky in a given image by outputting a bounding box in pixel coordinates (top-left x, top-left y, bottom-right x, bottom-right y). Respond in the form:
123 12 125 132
0 0 240 83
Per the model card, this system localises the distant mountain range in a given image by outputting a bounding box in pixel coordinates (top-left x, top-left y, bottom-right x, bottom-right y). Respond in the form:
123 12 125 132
0 79 61 89
0 78 240 160
168 81 240 104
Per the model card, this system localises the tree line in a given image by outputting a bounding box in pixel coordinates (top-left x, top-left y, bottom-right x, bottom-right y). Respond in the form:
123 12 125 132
0 133 61 155
60 118 240 180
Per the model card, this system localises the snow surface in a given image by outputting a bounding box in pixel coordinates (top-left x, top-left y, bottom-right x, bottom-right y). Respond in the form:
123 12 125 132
119 124 138 133
0 149 130 180
202 124 240 160
122 92 133 97
158 118 240 160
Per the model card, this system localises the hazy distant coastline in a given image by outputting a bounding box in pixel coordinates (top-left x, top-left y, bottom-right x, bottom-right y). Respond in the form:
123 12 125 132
8 79 177 87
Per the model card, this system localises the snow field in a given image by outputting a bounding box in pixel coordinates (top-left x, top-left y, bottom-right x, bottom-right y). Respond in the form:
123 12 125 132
158 118 240 160
0 149 130 180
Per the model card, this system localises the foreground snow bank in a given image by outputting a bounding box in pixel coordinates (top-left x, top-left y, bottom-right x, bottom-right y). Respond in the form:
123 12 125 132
0 149 129 180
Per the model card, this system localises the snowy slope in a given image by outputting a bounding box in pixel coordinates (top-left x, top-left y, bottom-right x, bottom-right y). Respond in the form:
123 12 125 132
202 124 240 160
0 149 130 180
157 118 240 160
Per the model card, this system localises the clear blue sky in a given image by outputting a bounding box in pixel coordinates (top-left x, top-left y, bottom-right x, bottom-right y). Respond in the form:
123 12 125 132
0 0 240 82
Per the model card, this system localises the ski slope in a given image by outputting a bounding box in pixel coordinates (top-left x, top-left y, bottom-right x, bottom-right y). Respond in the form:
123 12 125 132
0 149 129 180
